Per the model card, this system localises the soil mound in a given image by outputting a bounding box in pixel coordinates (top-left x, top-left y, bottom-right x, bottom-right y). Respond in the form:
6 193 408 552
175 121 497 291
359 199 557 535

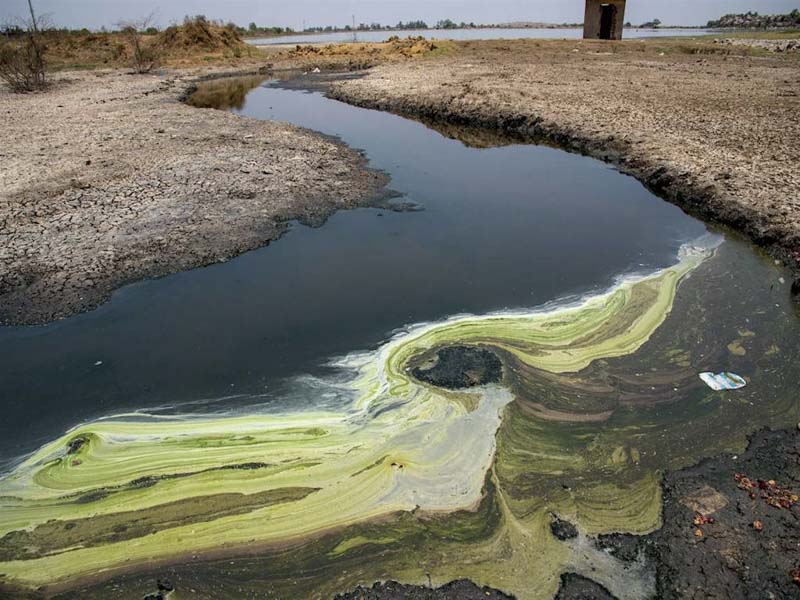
287 36 438 63
157 18 245 55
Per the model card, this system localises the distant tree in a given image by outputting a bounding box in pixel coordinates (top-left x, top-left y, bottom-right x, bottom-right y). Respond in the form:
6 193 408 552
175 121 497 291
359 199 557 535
397 20 428 30
248 22 257 33
435 19 458 29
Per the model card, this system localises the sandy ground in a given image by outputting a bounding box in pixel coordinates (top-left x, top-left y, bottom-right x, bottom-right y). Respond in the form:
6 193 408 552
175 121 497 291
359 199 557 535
0 69 388 325
330 38 800 280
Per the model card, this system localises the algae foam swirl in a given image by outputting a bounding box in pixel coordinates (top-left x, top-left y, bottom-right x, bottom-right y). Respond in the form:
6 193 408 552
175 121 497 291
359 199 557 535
0 240 715 593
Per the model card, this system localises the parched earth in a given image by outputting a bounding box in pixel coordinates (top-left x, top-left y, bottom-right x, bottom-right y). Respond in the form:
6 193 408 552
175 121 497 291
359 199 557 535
0 69 389 325
329 38 800 284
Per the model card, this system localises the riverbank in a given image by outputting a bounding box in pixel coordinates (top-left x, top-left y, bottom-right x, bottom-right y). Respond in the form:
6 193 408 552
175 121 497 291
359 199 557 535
0 69 390 325
329 38 800 287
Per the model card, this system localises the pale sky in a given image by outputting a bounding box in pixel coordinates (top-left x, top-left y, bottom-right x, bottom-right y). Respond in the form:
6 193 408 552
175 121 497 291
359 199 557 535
3 0 797 30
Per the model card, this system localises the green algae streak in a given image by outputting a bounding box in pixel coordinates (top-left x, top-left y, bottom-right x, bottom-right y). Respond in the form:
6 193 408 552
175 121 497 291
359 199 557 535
0 243 707 595
5 238 799 599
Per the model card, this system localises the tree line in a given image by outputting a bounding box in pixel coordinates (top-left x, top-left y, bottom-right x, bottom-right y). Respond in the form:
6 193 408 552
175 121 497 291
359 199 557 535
707 9 800 29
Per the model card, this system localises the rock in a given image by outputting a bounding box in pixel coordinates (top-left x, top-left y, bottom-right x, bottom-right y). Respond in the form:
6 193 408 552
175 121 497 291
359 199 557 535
66 436 88 455
411 345 503 390
554 573 617 600
334 579 514 599
595 533 644 563
791 275 800 299
549 514 579 541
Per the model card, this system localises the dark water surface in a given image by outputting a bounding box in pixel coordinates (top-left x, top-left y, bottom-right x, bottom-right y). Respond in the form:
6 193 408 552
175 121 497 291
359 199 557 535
0 78 711 463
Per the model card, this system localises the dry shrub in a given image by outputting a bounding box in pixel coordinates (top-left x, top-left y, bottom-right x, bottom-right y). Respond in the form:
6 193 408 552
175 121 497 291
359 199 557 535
117 14 160 73
0 35 47 92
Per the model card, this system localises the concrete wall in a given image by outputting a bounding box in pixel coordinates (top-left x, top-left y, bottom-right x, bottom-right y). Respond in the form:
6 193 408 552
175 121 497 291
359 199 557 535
583 0 627 40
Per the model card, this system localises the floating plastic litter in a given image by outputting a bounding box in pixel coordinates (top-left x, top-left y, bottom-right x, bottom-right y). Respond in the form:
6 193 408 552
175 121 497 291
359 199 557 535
699 372 747 391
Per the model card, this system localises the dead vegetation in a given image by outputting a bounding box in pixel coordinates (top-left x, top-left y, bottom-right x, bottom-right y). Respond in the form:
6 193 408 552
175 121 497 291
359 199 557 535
0 16 263 76
0 0 47 92
0 36 46 92
116 14 159 73
283 36 443 69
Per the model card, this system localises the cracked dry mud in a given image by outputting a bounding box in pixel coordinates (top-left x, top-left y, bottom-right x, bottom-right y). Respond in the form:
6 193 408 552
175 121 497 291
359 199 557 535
330 39 800 279
0 70 389 325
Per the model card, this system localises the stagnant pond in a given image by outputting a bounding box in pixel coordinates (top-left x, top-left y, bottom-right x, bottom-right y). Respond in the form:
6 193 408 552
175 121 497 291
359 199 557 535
0 76 797 599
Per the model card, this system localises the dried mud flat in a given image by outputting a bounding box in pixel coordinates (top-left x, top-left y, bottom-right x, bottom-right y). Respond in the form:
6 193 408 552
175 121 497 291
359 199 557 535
0 70 389 325
330 38 800 283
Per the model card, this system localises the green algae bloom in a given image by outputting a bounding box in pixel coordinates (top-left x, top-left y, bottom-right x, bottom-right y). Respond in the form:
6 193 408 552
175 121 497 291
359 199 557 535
1 237 799 599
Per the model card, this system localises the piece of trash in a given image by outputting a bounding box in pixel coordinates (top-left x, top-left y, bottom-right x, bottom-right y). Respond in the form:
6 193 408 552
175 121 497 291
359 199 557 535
312 67 321 73
94 361 103 366
752 520 763 531
699 372 746 390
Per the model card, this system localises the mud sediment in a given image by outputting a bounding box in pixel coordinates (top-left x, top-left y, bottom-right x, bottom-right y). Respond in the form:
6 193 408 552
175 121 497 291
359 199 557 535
334 579 514 599
648 427 800 599
584 427 800 599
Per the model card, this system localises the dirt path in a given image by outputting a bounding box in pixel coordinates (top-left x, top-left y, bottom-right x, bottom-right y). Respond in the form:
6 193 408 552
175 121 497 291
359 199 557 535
329 38 800 286
0 69 389 325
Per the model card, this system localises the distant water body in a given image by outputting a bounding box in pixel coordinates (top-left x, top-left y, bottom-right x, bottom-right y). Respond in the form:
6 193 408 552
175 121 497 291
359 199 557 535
248 27 714 46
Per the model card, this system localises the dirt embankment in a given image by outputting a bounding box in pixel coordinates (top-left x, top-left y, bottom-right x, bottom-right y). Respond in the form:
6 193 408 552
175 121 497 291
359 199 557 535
329 38 800 285
0 70 389 325
18 18 264 71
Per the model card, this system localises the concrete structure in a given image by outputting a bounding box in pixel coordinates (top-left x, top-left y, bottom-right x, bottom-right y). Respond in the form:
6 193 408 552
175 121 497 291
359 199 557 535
583 0 627 40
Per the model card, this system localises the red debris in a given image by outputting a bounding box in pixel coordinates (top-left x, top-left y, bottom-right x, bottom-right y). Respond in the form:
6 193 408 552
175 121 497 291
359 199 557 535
734 473 798 510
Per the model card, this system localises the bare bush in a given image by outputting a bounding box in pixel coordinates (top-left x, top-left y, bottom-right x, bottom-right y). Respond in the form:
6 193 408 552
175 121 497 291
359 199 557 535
117 13 159 73
0 1 47 92
0 37 46 91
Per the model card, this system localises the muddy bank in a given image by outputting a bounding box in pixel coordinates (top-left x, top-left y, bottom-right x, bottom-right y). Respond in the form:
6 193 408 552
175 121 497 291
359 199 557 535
329 39 800 283
0 69 390 325
646 427 800 599
586 427 800 599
